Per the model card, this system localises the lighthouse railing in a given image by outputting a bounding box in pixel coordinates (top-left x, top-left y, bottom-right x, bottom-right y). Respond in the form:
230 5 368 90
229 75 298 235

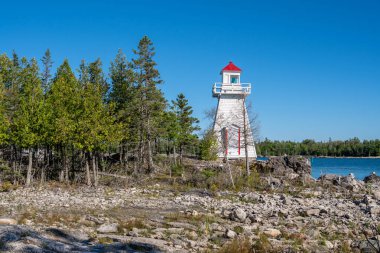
213 82 251 96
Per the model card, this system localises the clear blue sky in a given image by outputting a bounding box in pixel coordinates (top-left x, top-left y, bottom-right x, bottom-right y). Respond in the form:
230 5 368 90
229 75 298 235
1 0 379 141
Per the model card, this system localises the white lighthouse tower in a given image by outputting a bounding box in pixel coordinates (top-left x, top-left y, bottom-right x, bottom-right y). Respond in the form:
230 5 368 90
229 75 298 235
212 62 257 159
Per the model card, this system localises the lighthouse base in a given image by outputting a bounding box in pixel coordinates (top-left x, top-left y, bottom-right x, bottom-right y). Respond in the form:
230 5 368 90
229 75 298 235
213 94 257 160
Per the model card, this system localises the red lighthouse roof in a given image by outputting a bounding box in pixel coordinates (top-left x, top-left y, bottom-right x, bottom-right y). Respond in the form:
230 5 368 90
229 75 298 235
222 61 242 72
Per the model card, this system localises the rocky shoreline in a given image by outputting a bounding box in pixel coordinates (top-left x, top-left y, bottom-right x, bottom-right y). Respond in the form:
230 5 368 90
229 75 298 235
0 157 380 252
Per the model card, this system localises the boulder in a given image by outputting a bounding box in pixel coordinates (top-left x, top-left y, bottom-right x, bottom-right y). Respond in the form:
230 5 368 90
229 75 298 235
319 174 364 191
254 156 311 179
0 218 17 225
364 173 380 184
97 223 118 233
225 229 237 239
231 208 247 222
325 240 334 249
299 208 320 217
243 192 261 202
306 208 320 217
368 206 380 216
373 191 380 201
264 228 281 238
358 239 380 252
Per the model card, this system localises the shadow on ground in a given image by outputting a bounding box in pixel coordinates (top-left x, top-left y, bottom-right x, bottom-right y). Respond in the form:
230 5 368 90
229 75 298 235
0 225 163 253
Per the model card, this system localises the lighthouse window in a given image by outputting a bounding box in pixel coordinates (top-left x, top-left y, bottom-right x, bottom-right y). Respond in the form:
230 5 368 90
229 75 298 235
230 75 239 84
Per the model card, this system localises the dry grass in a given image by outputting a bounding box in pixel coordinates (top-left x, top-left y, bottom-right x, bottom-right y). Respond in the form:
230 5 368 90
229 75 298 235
217 237 254 253
164 212 217 227
117 218 147 233
98 236 114 244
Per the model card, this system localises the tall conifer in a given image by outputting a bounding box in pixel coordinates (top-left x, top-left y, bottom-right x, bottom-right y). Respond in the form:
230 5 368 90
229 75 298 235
171 93 199 162
132 36 166 172
11 58 45 186
41 49 53 93
109 49 135 164
47 59 80 182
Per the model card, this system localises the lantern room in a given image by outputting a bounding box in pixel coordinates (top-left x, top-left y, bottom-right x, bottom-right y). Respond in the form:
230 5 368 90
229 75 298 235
221 61 241 84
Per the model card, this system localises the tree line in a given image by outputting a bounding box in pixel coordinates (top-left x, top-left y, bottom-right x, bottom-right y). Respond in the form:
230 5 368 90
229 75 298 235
0 36 206 187
257 138 380 157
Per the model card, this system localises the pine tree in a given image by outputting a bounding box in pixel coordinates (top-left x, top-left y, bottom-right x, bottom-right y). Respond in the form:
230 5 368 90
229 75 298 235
41 49 53 93
12 51 19 68
132 36 166 172
109 49 135 164
161 111 181 164
171 93 199 163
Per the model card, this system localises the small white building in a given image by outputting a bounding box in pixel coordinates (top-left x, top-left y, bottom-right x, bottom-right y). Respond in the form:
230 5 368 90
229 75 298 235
212 62 257 159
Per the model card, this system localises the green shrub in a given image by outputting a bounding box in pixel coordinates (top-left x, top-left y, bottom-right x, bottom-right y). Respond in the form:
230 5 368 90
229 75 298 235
234 169 263 191
199 130 218 161
0 161 18 182
201 168 217 178
0 181 15 192
233 226 244 234
98 237 114 244
170 164 184 177
253 234 273 252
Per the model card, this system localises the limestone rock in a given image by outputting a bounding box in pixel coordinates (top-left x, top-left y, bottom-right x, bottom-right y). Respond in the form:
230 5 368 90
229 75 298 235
225 229 237 238
325 240 334 249
305 208 320 217
97 223 118 233
264 228 281 238
0 218 17 225
372 190 380 201
368 205 380 215
255 156 311 177
364 173 380 184
232 208 247 222
243 192 261 202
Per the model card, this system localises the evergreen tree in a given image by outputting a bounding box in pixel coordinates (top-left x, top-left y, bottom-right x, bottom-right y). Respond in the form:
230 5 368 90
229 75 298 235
11 58 45 186
41 49 53 93
46 59 81 182
131 36 166 172
161 111 181 163
12 51 19 68
0 72 9 145
88 58 108 99
1 54 21 183
0 54 13 87
109 49 135 164
199 129 218 161
77 59 120 186
171 93 199 162
0 48 272 185
0 54 13 145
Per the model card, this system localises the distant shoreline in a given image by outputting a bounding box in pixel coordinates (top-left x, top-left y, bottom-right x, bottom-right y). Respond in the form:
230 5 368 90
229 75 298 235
258 156 380 159
312 156 380 159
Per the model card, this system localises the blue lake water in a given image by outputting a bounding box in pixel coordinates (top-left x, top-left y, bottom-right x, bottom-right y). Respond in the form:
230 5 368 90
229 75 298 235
310 157 380 180
257 157 380 180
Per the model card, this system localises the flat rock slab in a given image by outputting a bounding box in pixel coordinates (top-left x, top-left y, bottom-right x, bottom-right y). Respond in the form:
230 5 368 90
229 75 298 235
97 223 118 233
98 234 187 253
0 225 185 253
166 222 197 231
0 218 17 225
